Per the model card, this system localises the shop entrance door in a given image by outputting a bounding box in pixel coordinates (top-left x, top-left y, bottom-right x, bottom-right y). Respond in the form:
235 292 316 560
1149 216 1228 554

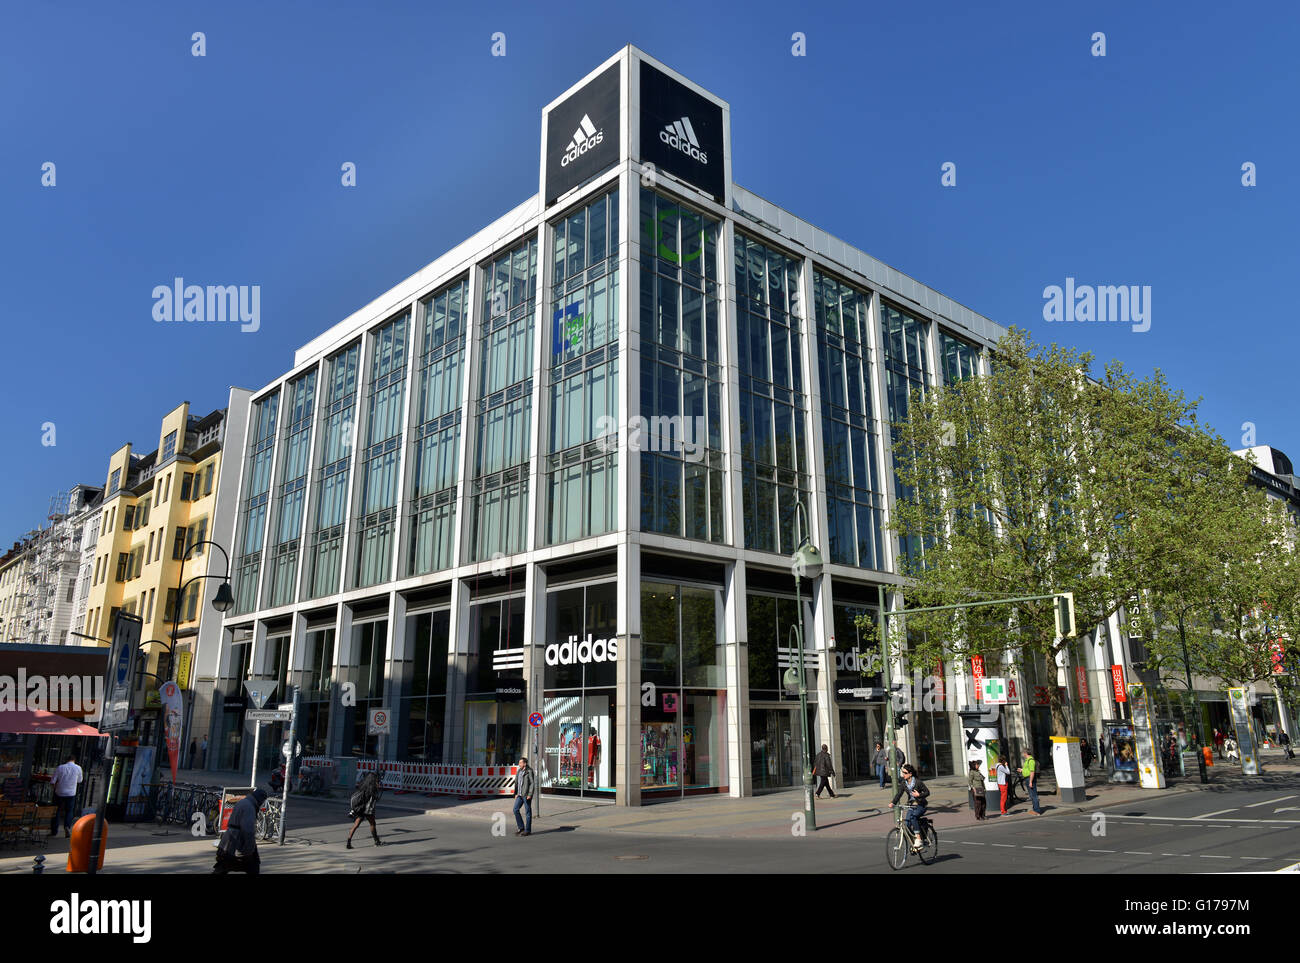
750 705 817 792
838 707 882 784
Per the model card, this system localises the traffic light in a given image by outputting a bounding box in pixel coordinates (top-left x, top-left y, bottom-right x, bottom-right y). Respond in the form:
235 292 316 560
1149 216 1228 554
895 710 909 728
1055 591 1076 639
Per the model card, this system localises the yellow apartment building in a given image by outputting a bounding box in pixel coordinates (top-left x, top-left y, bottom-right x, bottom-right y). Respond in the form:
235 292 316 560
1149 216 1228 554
82 402 233 748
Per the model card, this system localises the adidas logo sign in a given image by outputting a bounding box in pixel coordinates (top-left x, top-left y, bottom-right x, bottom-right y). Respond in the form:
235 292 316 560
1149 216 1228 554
561 114 604 167
659 117 708 164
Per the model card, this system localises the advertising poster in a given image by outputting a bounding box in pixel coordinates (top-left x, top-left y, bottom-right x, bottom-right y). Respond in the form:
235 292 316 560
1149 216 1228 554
127 745 155 801
1126 683 1166 789
1108 724 1137 772
160 680 184 784
1227 687 1260 775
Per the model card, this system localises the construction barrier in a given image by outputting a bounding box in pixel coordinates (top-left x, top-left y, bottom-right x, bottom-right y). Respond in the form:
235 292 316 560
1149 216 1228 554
354 760 518 797
300 756 338 786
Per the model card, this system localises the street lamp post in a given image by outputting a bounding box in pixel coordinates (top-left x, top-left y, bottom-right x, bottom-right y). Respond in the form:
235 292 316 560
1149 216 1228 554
149 540 233 788
790 502 824 834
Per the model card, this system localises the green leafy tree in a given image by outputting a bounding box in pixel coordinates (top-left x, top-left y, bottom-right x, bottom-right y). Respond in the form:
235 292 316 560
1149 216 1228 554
885 329 1246 736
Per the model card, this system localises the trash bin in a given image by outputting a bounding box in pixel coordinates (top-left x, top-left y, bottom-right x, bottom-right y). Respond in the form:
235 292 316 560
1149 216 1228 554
67 814 107 873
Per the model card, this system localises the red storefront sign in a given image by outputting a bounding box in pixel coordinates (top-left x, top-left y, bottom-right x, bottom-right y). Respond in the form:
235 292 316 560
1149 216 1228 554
932 660 945 703
1031 685 1051 707
1111 665 1127 703
971 655 985 702
1076 666 1090 703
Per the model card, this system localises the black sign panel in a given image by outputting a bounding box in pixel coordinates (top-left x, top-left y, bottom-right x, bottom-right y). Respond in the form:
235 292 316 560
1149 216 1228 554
639 61 725 201
496 678 526 702
545 63 621 205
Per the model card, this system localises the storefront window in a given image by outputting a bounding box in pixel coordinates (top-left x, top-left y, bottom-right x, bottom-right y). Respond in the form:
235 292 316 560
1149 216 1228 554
401 610 450 761
640 580 727 794
542 580 617 794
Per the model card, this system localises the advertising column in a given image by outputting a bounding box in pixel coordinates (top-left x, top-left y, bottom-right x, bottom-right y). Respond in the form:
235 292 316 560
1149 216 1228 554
1051 736 1086 802
1227 687 1261 775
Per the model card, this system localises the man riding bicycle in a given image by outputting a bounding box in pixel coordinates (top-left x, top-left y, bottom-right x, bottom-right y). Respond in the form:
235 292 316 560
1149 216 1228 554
888 763 931 849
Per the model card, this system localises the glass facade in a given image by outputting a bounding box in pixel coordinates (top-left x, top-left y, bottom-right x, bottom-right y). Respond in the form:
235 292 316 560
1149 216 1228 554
639 188 726 542
465 596 525 766
232 392 279 614
351 313 409 588
815 272 885 570
399 611 449 761
546 191 620 544
406 279 467 576
880 301 931 569
266 371 317 607
735 232 808 555
470 240 537 561
939 330 980 385
307 343 361 598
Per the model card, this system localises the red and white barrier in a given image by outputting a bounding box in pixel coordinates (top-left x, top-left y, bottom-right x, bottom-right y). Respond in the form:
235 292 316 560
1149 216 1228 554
353 760 519 797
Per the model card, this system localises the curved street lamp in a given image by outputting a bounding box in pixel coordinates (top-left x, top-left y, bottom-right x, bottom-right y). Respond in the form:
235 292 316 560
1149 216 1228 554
790 501 824 833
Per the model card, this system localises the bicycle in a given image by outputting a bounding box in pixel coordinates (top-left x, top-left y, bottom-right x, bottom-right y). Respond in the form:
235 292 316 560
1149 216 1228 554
254 797 283 840
886 805 939 869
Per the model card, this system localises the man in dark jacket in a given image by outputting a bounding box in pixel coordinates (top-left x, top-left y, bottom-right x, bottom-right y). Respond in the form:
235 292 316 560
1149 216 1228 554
214 787 268 874
888 764 930 848
813 744 836 798
514 757 536 836
1279 730 1295 759
872 742 889 788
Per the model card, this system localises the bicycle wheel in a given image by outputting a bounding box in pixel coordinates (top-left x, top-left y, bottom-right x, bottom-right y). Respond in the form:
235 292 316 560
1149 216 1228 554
886 827 909 870
917 824 938 865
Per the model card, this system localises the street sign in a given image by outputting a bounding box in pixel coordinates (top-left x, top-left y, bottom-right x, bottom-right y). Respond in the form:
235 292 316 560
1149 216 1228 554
529 712 543 728
281 740 302 759
101 612 142 733
247 708 292 722
982 677 1009 705
243 681 276 710
367 708 391 735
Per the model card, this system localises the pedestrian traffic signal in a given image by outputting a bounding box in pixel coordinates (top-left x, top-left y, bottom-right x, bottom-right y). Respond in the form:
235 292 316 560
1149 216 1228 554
1054 591 1076 639
895 710 909 728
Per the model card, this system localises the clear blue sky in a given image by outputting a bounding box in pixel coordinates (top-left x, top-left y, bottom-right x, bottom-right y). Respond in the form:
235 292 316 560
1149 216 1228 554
2 1 1296 541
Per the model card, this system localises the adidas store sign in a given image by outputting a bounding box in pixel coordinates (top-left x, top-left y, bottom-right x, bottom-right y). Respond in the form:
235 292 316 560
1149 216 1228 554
660 116 707 164
545 634 619 666
561 114 604 168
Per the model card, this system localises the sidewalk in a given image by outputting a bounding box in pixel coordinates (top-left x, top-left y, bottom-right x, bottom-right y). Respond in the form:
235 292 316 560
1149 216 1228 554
102 751 1300 841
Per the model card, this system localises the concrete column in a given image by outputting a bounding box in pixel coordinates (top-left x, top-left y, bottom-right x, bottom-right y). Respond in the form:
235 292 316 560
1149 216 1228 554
383 591 408 760
616 539 641 806
523 561 547 777
724 559 750 797
326 603 354 758
443 577 473 764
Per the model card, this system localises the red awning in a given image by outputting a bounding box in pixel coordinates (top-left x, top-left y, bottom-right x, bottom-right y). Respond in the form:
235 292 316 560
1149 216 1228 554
0 710 106 737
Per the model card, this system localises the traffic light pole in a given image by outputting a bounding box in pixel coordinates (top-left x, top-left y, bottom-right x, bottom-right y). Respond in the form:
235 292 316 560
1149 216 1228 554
874 587 1075 794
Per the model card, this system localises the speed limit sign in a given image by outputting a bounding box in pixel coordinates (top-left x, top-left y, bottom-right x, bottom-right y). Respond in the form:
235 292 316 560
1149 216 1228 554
367 708 391 735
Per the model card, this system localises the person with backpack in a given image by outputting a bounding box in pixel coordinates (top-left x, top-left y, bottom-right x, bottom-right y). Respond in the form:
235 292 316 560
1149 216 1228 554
514 756 536 836
813 744 837 798
346 769 383 848
994 754 1012 815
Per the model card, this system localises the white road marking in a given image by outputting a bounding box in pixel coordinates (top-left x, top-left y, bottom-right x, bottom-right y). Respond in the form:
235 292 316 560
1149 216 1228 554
1245 795 1296 808
991 843 1015 848
1241 857 1273 861
1124 851 1153 855
960 840 984 845
1089 849 1116 853
1199 855 1232 859
1194 808 1240 819
1055 847 1080 852
1080 814 1300 825
1023 845 1048 850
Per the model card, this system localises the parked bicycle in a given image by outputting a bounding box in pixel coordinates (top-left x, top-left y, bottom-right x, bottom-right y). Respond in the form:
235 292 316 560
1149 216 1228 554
254 796 283 840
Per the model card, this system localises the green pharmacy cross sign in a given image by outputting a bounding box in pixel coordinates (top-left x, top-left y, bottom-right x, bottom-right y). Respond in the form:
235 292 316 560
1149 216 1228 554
982 678 1008 703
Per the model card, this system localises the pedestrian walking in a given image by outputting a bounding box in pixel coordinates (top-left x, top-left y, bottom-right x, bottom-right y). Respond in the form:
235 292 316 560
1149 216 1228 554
1098 733 1106 765
188 738 197 769
1225 736 1239 762
213 787 267 874
48 754 83 837
198 734 208 769
1019 749 1043 815
1214 728 1225 759
514 756 536 836
994 754 1011 815
1280 730 1295 759
872 741 889 788
968 760 987 820
346 769 383 848
1079 737 1094 772
813 744 837 798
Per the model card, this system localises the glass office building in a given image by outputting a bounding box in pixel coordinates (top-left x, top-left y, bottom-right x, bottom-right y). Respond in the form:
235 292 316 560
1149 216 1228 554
212 47 1013 803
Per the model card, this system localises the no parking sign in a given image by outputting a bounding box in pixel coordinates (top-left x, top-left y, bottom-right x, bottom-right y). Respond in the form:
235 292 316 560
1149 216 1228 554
529 712 543 728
